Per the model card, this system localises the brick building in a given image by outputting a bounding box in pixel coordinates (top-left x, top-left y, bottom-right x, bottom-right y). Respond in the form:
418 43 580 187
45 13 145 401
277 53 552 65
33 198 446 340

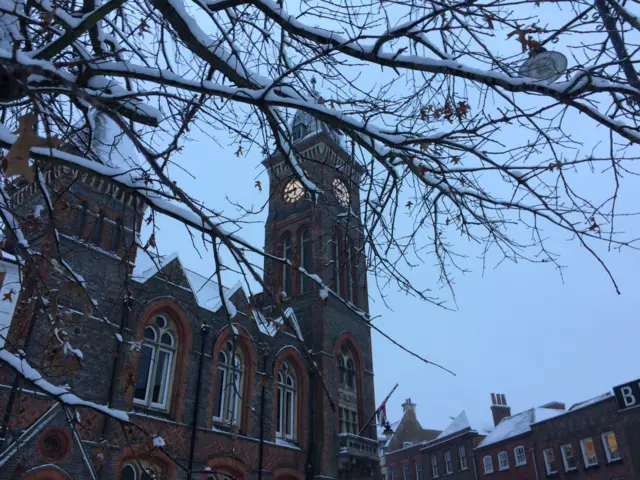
0 111 379 479
531 391 640 480
382 384 640 480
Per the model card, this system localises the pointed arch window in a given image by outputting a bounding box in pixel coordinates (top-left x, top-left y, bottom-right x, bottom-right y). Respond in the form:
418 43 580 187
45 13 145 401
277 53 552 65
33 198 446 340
330 236 341 293
276 361 296 440
134 314 176 410
111 218 123 251
282 235 293 296
213 340 244 425
300 228 311 293
92 211 104 246
337 345 358 434
75 202 88 237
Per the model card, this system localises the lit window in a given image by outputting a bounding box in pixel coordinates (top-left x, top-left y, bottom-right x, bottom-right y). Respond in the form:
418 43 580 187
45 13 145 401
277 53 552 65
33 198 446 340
459 445 468 470
282 235 293 296
498 451 509 470
134 315 176 410
514 446 527 466
445 451 453 473
560 444 577 471
483 455 493 474
300 229 311 293
276 361 296 441
543 449 557 475
402 463 410 480
580 437 598 467
213 340 244 425
602 432 621 462
432 455 439 478
415 461 423 480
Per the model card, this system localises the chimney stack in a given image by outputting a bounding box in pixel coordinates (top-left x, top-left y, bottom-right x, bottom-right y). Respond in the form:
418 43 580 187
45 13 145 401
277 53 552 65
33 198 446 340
490 393 511 426
402 398 417 414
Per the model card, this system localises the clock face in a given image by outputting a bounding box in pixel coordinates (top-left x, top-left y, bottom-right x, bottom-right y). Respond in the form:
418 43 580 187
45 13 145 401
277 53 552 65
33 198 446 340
283 179 305 203
333 178 350 208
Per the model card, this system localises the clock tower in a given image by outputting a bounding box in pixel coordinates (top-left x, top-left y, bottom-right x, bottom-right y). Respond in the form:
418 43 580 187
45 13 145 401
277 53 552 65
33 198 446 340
261 93 379 479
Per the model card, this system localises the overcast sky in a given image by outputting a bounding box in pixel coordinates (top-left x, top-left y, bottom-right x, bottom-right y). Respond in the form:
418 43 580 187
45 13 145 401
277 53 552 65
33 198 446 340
132 0 640 436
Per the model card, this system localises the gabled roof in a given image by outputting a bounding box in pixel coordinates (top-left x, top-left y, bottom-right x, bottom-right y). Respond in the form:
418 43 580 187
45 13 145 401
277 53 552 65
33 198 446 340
132 253 244 314
476 407 563 449
436 411 471 440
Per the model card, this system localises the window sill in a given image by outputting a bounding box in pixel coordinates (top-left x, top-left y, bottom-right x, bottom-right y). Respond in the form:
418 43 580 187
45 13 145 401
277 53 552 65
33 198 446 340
607 458 623 464
584 463 599 470
499 467 510 471
515 463 527 468
546 472 558 477
564 468 579 475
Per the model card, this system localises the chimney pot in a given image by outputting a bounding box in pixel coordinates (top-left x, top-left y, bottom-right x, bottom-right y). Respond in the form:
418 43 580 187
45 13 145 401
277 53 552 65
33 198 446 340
491 393 497 405
490 392 512 426
501 394 507 406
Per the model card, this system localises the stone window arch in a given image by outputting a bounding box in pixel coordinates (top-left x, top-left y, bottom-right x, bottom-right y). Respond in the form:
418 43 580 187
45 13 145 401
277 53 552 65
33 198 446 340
272 348 308 447
134 314 178 411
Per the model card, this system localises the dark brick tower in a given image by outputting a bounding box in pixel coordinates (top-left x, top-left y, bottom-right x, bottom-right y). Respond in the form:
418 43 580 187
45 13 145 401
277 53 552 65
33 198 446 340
262 100 378 479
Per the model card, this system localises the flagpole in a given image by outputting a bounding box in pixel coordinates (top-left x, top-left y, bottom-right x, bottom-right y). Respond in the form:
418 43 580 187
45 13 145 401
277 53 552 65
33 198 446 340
357 383 399 437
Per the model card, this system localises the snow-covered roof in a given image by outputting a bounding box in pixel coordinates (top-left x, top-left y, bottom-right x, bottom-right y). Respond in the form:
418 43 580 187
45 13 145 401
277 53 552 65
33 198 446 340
252 307 303 340
569 392 612 412
132 253 244 314
476 407 563 449
377 418 402 443
436 411 471 440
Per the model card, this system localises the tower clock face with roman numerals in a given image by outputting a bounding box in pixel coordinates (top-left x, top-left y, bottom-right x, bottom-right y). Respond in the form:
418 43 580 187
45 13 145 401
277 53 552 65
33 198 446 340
283 179 305 203
333 178 350 208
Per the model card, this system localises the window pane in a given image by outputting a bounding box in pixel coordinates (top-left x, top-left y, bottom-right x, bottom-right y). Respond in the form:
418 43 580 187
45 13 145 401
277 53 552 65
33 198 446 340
151 349 171 405
604 432 621 460
286 390 294 436
276 386 283 434
134 344 154 401
160 332 173 346
214 368 226 418
582 438 598 465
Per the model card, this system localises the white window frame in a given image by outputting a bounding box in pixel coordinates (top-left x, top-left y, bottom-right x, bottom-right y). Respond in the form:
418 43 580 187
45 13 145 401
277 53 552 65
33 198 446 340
445 451 453 474
133 317 176 411
403 441 414 448
580 437 598 467
415 461 424 480
483 455 493 474
602 432 621 463
543 448 557 475
514 446 527 466
560 444 577 471
402 463 410 480
498 451 509 471
276 361 296 440
459 445 468 470
432 454 439 478
213 341 244 426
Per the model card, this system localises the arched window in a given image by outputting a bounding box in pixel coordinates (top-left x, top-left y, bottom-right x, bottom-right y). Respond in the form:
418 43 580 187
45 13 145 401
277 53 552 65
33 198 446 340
330 236 341 293
213 340 244 425
346 240 356 303
282 235 292 296
276 361 296 440
134 315 177 410
337 345 358 434
121 461 161 479
111 218 123 251
92 211 104 245
75 202 88 237
300 229 311 293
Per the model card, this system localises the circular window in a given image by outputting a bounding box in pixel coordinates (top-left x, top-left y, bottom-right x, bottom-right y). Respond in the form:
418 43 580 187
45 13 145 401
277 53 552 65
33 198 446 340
333 178 350 208
38 427 72 463
283 179 305 203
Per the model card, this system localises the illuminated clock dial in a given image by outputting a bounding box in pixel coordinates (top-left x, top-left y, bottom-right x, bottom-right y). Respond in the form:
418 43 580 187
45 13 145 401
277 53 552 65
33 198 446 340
283 179 305 203
333 178 350 208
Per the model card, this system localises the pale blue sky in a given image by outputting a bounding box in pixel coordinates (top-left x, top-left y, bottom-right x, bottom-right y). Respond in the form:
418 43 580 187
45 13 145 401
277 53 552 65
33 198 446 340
134 0 640 436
